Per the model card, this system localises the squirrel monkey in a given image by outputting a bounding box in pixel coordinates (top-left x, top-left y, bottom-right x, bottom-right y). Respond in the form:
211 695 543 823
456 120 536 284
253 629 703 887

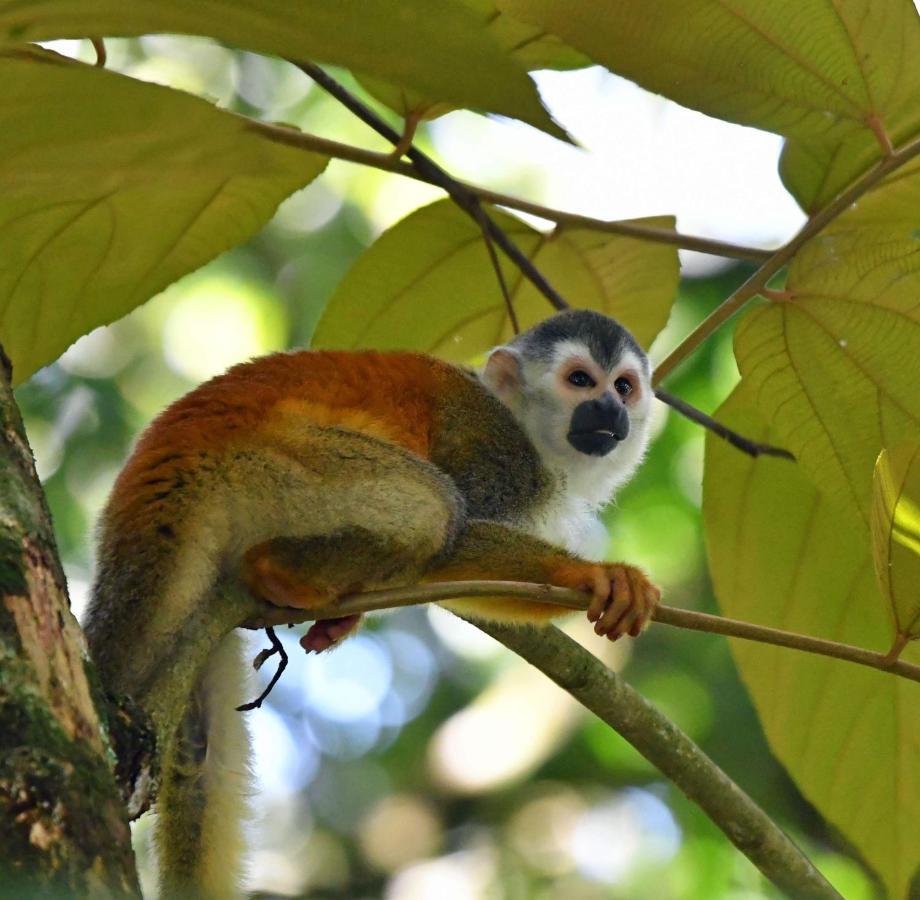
84 309 660 898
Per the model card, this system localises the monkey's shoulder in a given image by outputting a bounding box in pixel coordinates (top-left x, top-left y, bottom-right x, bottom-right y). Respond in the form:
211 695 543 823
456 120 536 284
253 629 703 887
428 366 552 522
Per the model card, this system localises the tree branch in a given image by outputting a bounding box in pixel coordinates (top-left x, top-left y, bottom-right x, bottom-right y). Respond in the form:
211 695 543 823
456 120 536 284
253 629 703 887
653 133 920 385
249 120 770 262
282 61 789 460
474 620 841 900
244 580 920 687
243 579 851 897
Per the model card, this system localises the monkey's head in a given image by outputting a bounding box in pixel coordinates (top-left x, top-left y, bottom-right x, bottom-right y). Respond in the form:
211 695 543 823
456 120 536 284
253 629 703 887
482 310 653 498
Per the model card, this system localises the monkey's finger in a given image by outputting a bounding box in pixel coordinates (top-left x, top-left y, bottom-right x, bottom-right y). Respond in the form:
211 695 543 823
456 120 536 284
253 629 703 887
629 581 662 637
606 568 648 639
586 567 613 622
615 597 644 639
594 567 631 637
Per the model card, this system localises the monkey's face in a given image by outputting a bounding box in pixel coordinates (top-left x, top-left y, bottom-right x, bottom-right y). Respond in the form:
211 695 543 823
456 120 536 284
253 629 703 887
483 317 654 500
521 338 652 463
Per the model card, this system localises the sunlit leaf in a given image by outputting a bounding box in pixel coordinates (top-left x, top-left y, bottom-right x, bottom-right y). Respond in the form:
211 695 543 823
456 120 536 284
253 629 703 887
0 47 327 383
312 199 678 358
825 157 920 238
500 0 920 213
703 386 920 899
0 0 560 139
872 442 920 642
780 123 920 217
733 230 920 522
357 0 587 125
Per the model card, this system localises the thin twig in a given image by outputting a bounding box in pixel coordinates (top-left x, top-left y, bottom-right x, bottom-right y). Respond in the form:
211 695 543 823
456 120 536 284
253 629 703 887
292 59 570 311
285 61 786 459
90 37 106 67
250 119 770 261
472 204 520 333
655 389 795 460
236 626 288 711
243 580 920 686
653 133 920 385
475 620 841 900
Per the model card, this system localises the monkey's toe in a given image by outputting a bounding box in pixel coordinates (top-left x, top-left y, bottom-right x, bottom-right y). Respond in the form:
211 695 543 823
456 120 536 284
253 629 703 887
300 614 362 653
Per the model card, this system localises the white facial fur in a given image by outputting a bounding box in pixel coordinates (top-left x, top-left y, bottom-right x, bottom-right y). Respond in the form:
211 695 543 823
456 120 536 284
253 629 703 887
483 338 653 555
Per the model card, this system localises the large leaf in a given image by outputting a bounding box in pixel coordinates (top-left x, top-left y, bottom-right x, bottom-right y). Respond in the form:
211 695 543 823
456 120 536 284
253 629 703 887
872 442 920 642
703 386 920 898
500 0 920 212
780 120 920 216
733 230 920 522
357 0 587 123
0 48 327 382
501 0 919 138
0 0 560 138
825 156 920 237
312 199 678 358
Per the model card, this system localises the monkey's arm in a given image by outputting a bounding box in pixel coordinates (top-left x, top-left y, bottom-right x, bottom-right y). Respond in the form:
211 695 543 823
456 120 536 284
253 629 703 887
243 520 659 643
424 521 659 639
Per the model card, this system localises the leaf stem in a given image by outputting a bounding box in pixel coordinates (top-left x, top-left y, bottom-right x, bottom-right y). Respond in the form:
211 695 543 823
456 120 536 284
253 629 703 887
653 132 920 385
245 580 920 686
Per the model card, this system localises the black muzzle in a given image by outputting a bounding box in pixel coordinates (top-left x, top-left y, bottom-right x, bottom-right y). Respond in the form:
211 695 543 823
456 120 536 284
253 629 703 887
567 393 629 457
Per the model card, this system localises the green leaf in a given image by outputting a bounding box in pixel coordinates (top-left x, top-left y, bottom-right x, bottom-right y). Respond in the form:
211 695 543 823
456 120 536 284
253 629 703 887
357 0 587 124
501 0 918 136
825 156 920 238
0 0 560 139
703 386 920 898
312 199 678 358
872 442 920 642
733 230 920 522
780 121 920 217
0 48 327 383
500 0 920 212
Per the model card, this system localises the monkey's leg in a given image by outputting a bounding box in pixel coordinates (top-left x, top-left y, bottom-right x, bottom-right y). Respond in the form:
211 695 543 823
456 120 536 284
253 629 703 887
243 528 430 652
426 521 660 641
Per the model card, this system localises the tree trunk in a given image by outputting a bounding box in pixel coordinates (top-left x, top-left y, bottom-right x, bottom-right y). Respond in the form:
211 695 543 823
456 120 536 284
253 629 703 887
0 346 139 898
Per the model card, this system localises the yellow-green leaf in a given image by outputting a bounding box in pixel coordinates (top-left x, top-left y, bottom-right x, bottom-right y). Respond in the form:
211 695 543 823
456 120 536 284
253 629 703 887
872 442 920 641
733 230 920 522
0 48 327 383
780 120 920 218
823 156 920 238
501 0 920 212
312 200 678 358
0 0 559 139
703 386 920 898
357 0 587 124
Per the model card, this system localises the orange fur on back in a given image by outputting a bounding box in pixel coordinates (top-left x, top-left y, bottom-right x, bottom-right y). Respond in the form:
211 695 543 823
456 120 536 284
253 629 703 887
107 351 443 523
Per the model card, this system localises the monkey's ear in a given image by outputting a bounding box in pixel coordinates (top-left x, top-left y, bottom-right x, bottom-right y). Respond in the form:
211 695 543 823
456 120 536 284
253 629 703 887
482 347 523 401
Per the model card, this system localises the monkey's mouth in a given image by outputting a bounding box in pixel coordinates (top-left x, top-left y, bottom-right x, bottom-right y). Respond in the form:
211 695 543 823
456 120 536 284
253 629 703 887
567 428 621 457
567 396 630 457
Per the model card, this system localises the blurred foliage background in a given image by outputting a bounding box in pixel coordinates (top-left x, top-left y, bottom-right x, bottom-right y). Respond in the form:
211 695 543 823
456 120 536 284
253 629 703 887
16 35 878 900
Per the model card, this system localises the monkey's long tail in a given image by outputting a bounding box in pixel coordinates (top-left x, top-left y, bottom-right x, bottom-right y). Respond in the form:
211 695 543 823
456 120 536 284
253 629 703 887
154 631 253 900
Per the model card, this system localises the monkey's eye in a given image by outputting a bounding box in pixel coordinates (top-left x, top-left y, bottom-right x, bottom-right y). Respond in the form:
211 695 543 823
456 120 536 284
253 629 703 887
567 370 596 388
614 376 633 397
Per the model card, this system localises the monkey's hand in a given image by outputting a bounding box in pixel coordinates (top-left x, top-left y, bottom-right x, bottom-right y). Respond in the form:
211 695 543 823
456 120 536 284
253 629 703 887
551 563 661 641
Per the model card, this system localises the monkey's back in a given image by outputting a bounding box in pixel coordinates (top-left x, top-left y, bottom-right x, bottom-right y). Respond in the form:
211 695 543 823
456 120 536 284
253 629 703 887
107 349 548 531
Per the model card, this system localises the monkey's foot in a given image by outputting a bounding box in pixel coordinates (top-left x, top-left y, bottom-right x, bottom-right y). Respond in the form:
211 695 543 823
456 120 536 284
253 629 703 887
300 614 362 653
554 562 661 641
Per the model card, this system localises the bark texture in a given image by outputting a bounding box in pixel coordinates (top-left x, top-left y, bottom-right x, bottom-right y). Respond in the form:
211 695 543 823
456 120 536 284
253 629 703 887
0 348 139 898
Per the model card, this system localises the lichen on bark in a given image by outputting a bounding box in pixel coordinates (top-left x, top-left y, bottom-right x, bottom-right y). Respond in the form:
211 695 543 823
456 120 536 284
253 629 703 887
0 347 139 898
